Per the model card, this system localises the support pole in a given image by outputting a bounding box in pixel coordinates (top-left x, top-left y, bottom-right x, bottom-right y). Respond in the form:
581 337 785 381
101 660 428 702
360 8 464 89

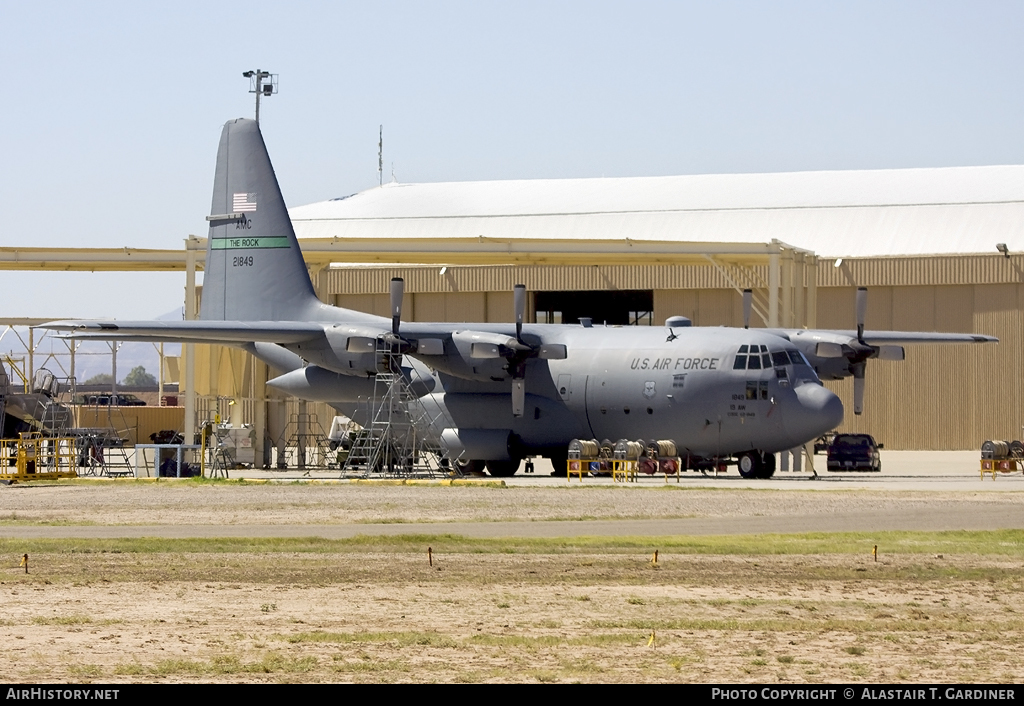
794 253 806 329
183 237 198 449
768 251 780 328
780 249 793 329
254 359 267 469
806 255 818 328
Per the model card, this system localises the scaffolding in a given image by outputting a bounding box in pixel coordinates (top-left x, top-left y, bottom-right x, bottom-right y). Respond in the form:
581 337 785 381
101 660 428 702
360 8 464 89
341 341 451 479
282 412 332 472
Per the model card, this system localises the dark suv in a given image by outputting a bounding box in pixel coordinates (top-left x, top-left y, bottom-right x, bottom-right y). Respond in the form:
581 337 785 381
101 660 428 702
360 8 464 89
826 433 882 472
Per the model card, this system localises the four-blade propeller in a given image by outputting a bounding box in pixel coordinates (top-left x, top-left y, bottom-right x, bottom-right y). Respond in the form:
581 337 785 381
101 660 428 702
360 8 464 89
807 286 905 415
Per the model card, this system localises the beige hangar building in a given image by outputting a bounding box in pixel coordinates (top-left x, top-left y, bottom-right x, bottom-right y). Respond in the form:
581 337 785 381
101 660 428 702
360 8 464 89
274 163 1023 452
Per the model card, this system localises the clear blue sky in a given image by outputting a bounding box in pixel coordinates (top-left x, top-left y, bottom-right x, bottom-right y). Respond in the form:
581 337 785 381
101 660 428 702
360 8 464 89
2 1 1023 320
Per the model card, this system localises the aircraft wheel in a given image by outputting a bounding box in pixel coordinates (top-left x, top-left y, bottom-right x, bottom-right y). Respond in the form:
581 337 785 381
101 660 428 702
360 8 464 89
455 458 485 475
485 459 521 477
756 452 776 479
737 451 761 479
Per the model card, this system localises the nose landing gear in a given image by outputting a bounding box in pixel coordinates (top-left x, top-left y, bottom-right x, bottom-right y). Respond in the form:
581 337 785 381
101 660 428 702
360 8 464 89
737 450 776 479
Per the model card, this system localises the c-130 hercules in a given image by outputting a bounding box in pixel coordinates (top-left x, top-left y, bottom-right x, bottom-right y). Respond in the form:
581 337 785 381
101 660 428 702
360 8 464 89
43 119 997 478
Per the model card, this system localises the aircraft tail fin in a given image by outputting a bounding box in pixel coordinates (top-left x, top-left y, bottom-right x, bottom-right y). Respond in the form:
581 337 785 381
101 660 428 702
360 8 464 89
201 118 320 322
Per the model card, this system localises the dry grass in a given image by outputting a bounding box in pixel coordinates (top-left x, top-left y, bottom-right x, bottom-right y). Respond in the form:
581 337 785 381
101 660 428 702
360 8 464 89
0 537 1020 683
0 481 1021 682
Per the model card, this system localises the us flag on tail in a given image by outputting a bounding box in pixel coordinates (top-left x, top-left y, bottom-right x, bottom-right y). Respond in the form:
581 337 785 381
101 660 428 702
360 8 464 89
233 192 258 212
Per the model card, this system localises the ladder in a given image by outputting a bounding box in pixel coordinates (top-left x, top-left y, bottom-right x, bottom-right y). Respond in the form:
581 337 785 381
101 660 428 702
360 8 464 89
341 340 451 478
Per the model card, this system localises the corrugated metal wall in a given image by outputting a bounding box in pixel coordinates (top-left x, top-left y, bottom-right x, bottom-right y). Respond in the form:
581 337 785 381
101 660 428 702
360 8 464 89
319 253 1024 295
814 283 1020 450
323 264 744 295
75 406 185 447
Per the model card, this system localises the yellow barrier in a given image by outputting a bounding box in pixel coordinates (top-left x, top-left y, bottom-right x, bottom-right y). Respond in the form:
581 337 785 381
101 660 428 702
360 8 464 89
611 459 637 482
0 433 78 482
980 457 1022 480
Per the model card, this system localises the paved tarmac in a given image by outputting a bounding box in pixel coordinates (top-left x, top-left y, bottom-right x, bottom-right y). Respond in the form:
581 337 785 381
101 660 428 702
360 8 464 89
1 504 1021 540
1 450 1019 540
229 450 1024 492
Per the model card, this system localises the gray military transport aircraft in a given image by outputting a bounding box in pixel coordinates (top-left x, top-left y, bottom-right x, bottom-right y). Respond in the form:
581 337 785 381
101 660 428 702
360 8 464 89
42 119 997 478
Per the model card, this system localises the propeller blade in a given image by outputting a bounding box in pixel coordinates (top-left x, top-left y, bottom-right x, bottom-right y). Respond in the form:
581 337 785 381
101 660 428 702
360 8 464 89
514 284 526 343
856 287 867 342
852 361 866 415
743 289 752 329
511 284 530 416
512 378 525 418
390 277 404 336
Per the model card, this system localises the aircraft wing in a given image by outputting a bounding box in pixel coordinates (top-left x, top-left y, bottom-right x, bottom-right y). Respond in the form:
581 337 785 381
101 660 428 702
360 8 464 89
861 331 997 345
40 319 329 345
784 329 998 345
774 327 997 416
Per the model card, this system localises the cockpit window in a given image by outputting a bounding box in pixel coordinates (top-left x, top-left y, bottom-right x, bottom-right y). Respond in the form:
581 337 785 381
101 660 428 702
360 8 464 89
736 345 812 373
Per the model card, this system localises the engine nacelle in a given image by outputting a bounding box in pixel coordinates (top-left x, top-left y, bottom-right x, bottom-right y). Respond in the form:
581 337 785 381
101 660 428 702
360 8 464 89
411 330 565 383
268 363 435 402
408 330 520 382
285 326 381 376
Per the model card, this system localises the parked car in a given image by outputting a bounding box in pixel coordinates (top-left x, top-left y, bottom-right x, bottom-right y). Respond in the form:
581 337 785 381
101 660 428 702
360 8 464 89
826 433 882 472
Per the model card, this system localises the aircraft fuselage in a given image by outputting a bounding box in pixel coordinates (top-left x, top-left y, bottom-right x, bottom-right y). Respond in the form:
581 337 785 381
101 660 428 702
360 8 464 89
280 321 844 463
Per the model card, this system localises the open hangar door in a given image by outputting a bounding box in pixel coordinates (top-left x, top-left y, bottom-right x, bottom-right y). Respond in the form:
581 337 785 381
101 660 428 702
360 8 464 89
533 290 654 326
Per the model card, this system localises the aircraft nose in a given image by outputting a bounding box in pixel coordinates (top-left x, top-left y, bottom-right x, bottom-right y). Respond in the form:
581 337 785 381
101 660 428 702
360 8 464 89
786 383 844 441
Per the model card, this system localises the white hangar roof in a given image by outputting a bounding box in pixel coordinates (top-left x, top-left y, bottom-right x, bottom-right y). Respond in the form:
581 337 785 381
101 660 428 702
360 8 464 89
289 165 1024 258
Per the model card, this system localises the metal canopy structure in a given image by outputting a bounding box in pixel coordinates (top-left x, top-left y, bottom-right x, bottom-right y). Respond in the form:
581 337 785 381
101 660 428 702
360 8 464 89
0 236 816 327
0 247 192 271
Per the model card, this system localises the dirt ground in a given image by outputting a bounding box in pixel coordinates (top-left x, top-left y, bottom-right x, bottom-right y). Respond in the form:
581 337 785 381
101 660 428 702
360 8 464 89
0 481 1021 683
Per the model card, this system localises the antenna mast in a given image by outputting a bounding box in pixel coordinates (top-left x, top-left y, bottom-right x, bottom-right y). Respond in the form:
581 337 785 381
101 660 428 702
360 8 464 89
378 125 383 187
242 70 277 124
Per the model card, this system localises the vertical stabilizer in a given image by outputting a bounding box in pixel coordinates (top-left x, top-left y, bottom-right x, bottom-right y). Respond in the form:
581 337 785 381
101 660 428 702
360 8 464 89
201 118 319 321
